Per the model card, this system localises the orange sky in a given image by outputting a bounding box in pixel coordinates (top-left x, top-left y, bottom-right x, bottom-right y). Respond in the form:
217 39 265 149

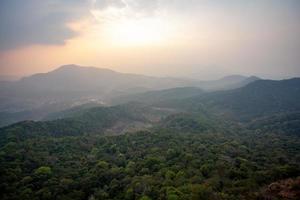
0 0 299 80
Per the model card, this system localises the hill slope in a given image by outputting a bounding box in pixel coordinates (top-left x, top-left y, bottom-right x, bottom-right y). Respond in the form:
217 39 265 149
110 87 204 105
154 78 300 122
0 102 177 145
0 65 258 126
200 78 300 120
2 77 300 140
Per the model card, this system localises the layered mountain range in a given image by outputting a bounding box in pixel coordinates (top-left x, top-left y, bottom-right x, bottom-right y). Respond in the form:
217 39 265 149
0 64 259 126
1 65 300 200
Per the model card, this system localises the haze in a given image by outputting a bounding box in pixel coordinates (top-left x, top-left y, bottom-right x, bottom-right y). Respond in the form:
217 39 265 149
0 0 300 80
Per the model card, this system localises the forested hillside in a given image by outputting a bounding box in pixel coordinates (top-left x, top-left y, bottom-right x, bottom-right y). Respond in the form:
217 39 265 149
1 126 299 199
2 0 299 199
1 78 300 200
152 78 300 122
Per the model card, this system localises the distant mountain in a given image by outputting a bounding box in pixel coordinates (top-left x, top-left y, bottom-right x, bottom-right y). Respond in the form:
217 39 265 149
0 75 20 81
0 65 193 112
173 78 300 121
117 77 300 122
0 64 258 126
196 75 260 91
109 76 260 106
15 65 257 94
109 77 300 133
110 87 204 105
18 64 193 93
1 77 299 141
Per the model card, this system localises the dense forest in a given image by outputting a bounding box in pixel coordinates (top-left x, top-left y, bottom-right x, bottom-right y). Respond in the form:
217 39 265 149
1 125 300 199
1 78 300 200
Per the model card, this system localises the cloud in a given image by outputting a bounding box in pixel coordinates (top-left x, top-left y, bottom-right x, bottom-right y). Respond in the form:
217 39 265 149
0 0 161 50
1 0 299 55
93 0 127 9
94 0 158 13
91 0 159 22
0 0 91 50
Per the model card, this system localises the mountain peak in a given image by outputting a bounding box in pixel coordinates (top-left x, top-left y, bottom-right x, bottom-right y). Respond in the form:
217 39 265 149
219 75 248 82
55 64 82 71
52 64 117 74
53 64 108 72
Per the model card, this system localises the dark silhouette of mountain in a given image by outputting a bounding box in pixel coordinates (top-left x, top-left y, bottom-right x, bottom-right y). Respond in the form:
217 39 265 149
174 78 300 121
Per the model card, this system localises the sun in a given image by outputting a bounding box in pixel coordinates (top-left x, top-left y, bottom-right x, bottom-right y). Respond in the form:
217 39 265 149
90 5 171 46
107 17 168 46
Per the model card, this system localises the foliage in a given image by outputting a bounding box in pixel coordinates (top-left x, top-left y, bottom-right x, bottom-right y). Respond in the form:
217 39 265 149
1 77 300 199
1 125 299 199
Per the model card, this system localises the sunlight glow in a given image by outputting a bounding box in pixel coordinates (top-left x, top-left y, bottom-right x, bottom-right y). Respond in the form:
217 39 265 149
108 18 168 46
90 5 172 46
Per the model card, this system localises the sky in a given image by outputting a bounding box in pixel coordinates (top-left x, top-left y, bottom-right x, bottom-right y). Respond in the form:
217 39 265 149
0 0 299 80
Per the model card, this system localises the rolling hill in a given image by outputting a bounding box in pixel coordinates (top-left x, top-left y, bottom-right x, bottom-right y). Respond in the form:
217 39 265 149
1 76 299 200
0 65 258 126
1 77 299 139
185 78 300 121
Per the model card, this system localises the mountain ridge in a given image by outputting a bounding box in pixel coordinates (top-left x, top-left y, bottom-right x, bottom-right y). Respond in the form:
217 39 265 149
2 77 299 136
0 64 260 126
